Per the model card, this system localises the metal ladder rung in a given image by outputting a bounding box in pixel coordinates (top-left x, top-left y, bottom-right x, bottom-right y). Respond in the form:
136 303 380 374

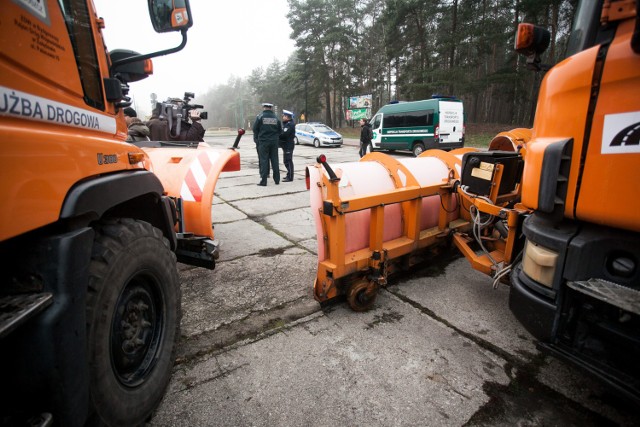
567 279 640 315
0 293 53 339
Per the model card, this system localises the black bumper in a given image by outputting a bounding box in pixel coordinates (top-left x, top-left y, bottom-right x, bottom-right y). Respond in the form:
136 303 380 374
509 214 640 404
509 264 557 342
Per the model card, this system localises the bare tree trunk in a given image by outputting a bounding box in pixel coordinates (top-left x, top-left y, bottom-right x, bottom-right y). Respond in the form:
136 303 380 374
550 1 559 63
448 0 459 94
512 0 520 124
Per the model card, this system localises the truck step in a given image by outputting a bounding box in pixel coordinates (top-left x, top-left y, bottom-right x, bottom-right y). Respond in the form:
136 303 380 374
0 293 53 339
567 279 640 315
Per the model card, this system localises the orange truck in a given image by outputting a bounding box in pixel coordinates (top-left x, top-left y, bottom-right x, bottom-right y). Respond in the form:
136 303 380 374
307 0 639 403
0 1 241 425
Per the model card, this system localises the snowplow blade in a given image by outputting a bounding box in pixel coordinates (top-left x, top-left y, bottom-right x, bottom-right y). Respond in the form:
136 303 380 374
488 128 532 151
142 142 240 269
306 149 474 310
143 142 240 238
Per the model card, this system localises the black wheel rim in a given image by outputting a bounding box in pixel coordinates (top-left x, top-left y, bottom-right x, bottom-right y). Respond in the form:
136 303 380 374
111 272 165 387
356 289 372 308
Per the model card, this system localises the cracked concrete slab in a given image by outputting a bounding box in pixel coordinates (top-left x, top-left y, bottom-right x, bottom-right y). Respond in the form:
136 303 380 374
178 247 316 339
152 293 511 427
391 255 539 365
152 134 639 427
264 206 316 242
228 190 309 218
213 219 292 262
211 201 247 223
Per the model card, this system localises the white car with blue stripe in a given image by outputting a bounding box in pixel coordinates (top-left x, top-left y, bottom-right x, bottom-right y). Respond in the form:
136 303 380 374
295 123 343 148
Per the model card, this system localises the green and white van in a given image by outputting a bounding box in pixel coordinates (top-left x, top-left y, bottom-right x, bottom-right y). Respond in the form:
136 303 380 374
368 97 465 156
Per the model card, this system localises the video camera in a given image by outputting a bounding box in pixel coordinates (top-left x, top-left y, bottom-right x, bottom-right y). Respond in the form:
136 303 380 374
156 92 208 139
179 92 209 120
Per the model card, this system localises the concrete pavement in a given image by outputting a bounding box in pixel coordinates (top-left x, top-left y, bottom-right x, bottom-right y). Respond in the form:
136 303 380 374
149 133 639 426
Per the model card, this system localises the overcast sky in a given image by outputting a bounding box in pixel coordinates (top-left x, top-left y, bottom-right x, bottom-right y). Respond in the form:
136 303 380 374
94 0 296 116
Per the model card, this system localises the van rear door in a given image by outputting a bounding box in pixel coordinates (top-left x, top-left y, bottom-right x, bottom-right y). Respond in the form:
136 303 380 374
438 101 464 145
370 114 382 150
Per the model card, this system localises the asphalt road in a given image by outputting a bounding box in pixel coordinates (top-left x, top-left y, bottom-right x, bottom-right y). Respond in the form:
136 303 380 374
148 132 639 426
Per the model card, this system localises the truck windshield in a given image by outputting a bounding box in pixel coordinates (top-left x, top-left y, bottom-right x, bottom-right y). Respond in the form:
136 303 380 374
564 0 601 58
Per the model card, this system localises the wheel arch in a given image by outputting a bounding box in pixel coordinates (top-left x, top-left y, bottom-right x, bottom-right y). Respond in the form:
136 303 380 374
60 170 177 250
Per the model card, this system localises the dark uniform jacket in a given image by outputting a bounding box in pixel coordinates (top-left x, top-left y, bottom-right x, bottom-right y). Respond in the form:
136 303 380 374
146 117 169 141
279 119 296 147
253 110 282 144
360 123 372 145
169 120 205 142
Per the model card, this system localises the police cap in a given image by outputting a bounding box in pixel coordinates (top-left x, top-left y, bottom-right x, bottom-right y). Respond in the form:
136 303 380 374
262 102 273 108
282 109 293 117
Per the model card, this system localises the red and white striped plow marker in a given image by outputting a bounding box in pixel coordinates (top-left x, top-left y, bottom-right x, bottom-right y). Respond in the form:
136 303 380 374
141 144 241 238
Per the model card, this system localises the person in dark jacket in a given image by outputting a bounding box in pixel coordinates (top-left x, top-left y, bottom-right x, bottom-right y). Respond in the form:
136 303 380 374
146 103 170 141
123 107 150 142
253 103 282 186
359 118 372 158
170 109 205 142
279 110 296 182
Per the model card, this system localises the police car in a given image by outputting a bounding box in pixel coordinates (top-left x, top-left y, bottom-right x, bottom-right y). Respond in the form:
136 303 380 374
295 122 343 148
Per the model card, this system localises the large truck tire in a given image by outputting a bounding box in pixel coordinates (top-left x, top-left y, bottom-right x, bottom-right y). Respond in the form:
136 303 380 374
86 218 181 426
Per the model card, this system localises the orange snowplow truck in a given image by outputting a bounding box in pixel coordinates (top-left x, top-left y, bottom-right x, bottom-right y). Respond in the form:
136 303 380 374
307 0 639 403
0 1 241 425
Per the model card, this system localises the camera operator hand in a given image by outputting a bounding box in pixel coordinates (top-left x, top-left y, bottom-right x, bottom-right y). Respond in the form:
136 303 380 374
189 109 201 122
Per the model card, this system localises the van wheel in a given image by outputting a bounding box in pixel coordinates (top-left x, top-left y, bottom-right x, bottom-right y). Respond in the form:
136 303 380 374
412 143 425 157
313 138 320 148
86 218 180 426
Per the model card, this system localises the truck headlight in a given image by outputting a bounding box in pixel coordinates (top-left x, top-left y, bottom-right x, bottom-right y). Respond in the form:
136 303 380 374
522 240 558 288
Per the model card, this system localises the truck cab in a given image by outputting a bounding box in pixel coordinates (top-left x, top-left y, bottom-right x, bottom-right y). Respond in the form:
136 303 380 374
0 1 220 425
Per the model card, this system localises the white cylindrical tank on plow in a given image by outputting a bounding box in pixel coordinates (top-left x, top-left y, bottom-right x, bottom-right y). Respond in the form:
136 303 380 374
308 150 470 262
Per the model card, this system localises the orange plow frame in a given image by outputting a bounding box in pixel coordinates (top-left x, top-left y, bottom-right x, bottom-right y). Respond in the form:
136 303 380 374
307 144 532 310
306 149 475 309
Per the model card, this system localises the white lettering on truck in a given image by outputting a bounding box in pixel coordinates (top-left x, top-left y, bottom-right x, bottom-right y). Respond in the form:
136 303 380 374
0 85 117 134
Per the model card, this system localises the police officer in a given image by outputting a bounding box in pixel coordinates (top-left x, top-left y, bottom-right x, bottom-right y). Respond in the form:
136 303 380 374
253 103 282 186
279 110 296 182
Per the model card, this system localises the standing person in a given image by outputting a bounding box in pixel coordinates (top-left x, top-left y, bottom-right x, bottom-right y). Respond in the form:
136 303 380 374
359 118 372 158
123 107 151 142
279 110 296 182
252 103 282 186
146 103 169 141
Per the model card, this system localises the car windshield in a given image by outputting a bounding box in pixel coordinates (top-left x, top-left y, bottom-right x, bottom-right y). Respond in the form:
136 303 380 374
313 125 333 133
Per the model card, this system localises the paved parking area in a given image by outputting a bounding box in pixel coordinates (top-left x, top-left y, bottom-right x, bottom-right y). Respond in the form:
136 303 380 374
149 133 639 426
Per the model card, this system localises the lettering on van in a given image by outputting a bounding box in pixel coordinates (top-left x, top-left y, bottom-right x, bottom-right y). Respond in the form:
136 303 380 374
601 111 640 155
386 129 432 135
0 86 117 134
442 111 460 124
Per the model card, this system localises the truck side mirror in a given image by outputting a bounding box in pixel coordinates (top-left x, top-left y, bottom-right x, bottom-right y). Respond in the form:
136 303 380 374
148 0 193 33
515 23 551 71
110 50 153 83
